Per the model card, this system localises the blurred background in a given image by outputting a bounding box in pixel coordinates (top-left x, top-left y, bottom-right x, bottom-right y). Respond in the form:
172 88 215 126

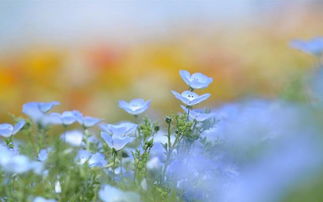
0 0 322 121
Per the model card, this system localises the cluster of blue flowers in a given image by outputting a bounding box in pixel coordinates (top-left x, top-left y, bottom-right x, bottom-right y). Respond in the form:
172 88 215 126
0 37 323 201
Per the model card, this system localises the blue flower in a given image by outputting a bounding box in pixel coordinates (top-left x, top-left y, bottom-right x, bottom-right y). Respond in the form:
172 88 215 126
101 131 134 151
72 110 101 128
99 184 141 202
88 152 107 168
76 149 92 164
38 148 52 162
100 122 137 137
0 120 25 137
118 98 150 115
290 37 323 56
171 90 210 106
181 105 214 121
50 111 77 125
179 70 213 89
75 150 107 167
22 101 60 126
33 197 56 202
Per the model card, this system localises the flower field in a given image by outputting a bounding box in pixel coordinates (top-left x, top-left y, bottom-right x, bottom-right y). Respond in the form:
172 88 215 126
0 1 323 202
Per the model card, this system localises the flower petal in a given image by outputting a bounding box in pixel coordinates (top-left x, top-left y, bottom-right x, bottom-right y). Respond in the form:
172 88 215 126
0 123 14 137
12 120 26 135
179 70 191 86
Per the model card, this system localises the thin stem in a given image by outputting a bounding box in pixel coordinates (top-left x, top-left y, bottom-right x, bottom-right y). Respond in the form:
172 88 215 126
112 149 118 178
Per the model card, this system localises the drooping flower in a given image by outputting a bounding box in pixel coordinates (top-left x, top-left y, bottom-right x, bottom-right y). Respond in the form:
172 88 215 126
290 37 323 56
72 110 101 128
99 184 141 202
181 105 215 121
100 122 137 137
171 90 210 106
179 70 213 89
0 120 25 137
118 98 150 115
61 130 84 147
101 131 134 151
22 101 60 123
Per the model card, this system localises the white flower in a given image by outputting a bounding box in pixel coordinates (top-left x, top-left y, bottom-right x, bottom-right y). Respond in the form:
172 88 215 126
179 70 213 89
101 131 134 151
171 90 210 106
55 180 62 193
100 122 137 137
118 98 150 115
0 120 25 137
181 105 214 121
61 130 84 147
99 184 141 202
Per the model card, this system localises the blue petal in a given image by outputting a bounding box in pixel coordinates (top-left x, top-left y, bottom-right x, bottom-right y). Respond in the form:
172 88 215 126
190 93 211 105
12 120 26 135
39 101 60 113
83 116 101 128
179 70 191 86
0 123 14 137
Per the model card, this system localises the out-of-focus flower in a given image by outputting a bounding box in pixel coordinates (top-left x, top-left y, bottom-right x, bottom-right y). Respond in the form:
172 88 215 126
76 149 92 165
310 67 323 102
118 98 150 115
0 144 44 174
99 184 141 202
101 131 134 151
88 152 107 167
100 122 137 137
55 180 62 193
61 130 84 147
179 70 213 89
33 196 56 202
30 161 44 175
171 90 210 106
72 111 101 128
76 150 107 168
147 156 162 170
290 37 323 56
181 105 214 121
0 120 25 137
38 148 52 162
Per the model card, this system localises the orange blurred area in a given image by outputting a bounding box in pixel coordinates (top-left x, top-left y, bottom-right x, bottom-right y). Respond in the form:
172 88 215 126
0 1 322 122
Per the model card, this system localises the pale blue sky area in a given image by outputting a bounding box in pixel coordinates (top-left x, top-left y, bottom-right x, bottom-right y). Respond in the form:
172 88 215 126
0 0 321 48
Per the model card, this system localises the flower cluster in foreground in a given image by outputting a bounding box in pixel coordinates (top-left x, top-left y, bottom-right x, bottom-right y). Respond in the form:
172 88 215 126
0 38 323 201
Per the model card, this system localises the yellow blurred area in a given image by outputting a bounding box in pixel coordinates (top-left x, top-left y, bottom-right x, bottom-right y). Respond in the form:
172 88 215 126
0 10 322 122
